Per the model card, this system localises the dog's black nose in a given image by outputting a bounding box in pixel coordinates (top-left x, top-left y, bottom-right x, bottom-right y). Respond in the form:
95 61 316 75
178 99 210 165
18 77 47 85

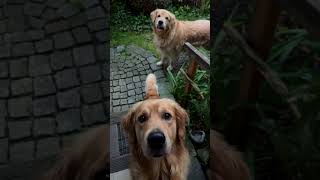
148 131 165 149
158 20 163 25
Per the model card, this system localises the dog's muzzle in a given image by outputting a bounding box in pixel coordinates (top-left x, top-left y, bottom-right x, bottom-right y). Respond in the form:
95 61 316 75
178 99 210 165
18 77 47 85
147 131 166 157
156 20 165 30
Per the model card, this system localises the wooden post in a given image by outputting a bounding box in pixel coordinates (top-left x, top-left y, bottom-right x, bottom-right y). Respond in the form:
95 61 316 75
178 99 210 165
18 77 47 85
227 0 281 150
184 59 198 94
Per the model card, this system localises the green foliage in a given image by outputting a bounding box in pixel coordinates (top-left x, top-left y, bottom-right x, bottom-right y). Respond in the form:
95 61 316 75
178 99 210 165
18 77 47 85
213 8 320 179
167 67 210 131
111 1 210 33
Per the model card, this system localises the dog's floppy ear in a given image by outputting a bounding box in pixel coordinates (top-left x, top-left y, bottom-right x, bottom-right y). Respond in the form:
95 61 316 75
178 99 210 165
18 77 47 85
121 108 137 144
150 9 158 23
144 73 160 99
168 10 176 27
175 104 189 143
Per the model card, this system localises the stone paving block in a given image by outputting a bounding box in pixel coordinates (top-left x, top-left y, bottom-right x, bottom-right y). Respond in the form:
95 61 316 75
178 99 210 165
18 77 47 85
57 3 80 18
3 4 23 17
8 120 32 140
45 20 70 34
0 44 11 58
121 105 129 111
56 108 81 133
33 96 56 116
120 99 127 105
113 106 121 112
88 18 106 32
96 44 106 61
42 7 57 21
72 26 91 44
28 30 45 41
35 39 53 53
7 16 26 32
73 45 95 66
50 50 73 70
120 85 126 92
57 88 80 109
81 0 99 8
24 2 45 16
47 0 66 9
10 141 34 162
95 30 107 42
11 78 32 96
128 96 136 104
29 16 45 29
33 117 55 137
0 100 6 117
29 55 52 77
33 75 56 96
112 99 120 106
128 90 135 96
9 58 28 78
81 83 102 104
81 103 106 125
54 68 80 90
0 20 6 34
0 138 8 163
79 65 101 84
36 137 60 159
0 80 9 98
53 31 74 49
12 42 34 57
86 6 105 20
69 12 87 27
8 96 32 118
0 61 8 78
0 117 5 137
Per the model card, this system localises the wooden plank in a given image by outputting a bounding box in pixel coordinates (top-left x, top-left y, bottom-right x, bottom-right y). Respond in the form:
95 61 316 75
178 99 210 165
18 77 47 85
227 0 281 150
183 42 210 69
184 59 198 96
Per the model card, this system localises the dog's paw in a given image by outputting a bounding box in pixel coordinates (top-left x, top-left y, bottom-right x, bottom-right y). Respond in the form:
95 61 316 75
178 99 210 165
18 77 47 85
156 61 163 66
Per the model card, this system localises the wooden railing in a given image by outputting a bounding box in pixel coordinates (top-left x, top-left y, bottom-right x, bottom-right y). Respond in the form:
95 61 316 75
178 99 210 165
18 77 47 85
182 42 210 99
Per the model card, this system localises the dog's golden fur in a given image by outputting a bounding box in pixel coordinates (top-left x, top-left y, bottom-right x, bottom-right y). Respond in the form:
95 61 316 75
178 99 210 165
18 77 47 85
208 130 251 180
41 125 109 180
122 74 190 180
150 9 210 66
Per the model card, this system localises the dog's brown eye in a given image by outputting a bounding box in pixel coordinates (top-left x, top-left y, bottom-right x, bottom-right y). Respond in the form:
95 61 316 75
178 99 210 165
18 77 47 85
163 112 172 120
165 17 169 20
157 15 160 17
138 114 147 123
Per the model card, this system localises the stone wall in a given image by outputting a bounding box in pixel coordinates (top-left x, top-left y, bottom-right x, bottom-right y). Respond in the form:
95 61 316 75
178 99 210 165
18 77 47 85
0 0 108 177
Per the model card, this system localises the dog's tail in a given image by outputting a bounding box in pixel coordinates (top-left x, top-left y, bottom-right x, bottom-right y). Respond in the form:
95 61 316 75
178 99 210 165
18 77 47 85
145 73 160 99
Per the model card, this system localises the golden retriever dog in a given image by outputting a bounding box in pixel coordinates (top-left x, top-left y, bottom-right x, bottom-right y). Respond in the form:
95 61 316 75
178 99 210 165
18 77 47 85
150 9 210 66
122 73 190 180
41 125 109 180
208 129 251 180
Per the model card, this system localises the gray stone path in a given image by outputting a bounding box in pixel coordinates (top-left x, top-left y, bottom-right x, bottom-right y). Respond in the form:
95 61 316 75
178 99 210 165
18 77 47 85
110 45 173 113
0 0 108 179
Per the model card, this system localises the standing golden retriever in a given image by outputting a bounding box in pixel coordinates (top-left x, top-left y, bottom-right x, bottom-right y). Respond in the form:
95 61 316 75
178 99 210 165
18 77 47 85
122 73 190 180
150 9 210 66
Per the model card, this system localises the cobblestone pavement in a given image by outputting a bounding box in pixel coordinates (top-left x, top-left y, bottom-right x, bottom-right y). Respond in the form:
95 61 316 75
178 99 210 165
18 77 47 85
110 45 173 113
0 0 108 179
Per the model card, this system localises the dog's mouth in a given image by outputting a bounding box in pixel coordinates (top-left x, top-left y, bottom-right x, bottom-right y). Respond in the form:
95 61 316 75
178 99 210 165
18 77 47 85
150 149 166 158
156 25 165 31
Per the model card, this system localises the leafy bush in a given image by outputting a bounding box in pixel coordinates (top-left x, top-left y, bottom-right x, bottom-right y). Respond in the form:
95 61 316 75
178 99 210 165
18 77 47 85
213 5 320 179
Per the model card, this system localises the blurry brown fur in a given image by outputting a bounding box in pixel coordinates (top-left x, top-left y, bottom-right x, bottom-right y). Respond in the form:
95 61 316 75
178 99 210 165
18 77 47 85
208 129 251 180
41 125 109 180
122 73 190 180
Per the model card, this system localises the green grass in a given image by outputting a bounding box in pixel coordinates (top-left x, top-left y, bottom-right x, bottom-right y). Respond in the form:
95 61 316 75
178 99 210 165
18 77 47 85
111 31 159 57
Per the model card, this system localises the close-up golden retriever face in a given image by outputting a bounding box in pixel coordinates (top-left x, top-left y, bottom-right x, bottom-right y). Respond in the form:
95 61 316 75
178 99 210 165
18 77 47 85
150 9 176 35
122 98 188 159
